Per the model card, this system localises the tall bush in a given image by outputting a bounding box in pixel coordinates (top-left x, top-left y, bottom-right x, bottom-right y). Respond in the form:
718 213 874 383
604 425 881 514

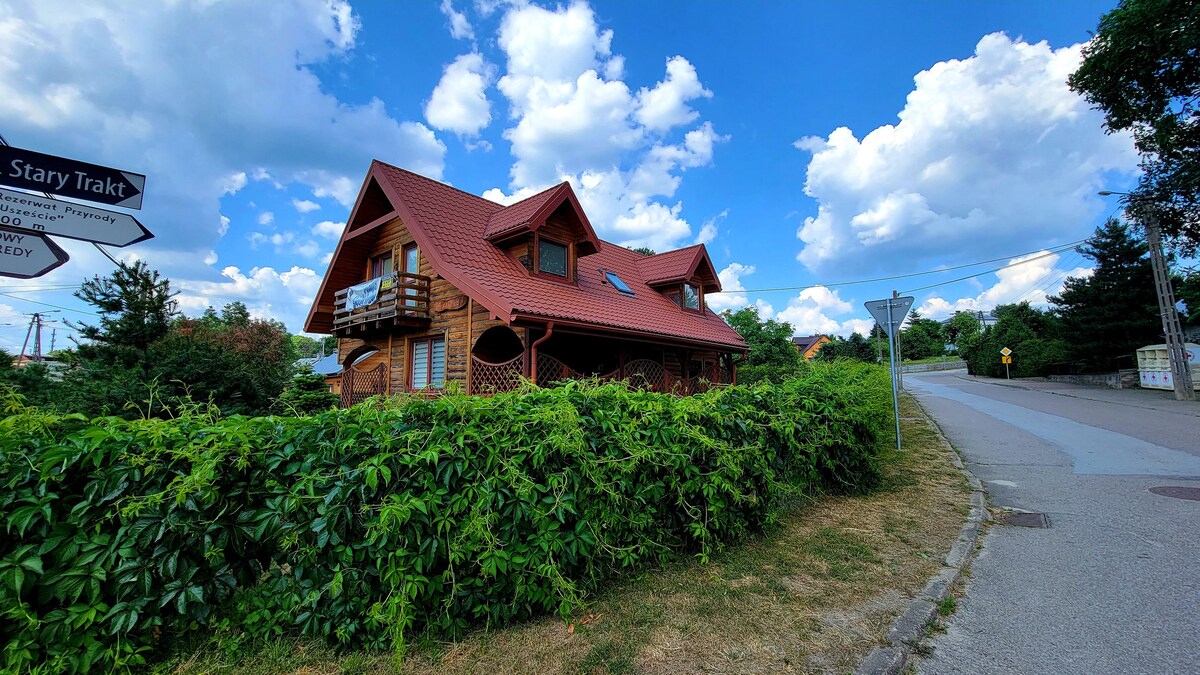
0 362 889 673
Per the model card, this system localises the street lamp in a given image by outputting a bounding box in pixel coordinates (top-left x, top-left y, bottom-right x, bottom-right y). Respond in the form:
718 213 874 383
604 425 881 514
1098 190 1195 401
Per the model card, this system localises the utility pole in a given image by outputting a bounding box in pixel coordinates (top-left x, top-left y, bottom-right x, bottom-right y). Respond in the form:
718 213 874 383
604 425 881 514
49 328 56 353
17 313 35 366
1143 209 1195 401
32 313 43 362
1099 191 1195 401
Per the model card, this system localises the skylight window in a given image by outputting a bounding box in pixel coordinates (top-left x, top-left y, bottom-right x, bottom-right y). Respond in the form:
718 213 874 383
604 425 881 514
605 271 635 296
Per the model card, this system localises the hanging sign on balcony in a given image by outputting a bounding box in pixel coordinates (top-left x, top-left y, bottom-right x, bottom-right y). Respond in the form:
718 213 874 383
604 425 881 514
345 277 381 311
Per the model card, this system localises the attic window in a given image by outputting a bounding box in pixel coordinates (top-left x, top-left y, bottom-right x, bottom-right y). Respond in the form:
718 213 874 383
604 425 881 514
604 271 635 296
683 283 701 310
538 238 568 277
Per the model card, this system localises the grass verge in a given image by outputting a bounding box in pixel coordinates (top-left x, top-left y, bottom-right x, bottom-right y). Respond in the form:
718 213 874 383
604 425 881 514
157 393 968 674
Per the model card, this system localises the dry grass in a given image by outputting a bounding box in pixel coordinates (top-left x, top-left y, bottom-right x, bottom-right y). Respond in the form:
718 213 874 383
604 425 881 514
159 393 968 675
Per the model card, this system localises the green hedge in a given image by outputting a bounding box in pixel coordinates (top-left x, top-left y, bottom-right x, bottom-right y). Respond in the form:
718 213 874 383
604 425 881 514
0 362 889 672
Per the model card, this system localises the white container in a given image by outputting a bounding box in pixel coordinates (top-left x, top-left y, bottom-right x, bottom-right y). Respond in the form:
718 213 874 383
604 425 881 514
1136 343 1200 390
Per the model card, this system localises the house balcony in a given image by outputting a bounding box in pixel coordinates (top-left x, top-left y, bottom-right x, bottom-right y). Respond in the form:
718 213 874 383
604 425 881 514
332 271 431 338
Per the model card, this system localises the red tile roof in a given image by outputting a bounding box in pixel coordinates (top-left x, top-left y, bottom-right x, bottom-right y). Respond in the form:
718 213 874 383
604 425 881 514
307 162 747 352
637 244 719 291
482 184 561 240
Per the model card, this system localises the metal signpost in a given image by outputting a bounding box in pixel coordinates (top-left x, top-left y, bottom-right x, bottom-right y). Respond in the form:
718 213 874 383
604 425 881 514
0 145 145 210
0 143 152 279
1000 346 1012 379
865 294 915 451
0 227 69 278
0 187 153 246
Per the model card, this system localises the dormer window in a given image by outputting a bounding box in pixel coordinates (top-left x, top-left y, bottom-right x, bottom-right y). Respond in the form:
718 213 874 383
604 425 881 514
538 238 568 277
683 283 701 311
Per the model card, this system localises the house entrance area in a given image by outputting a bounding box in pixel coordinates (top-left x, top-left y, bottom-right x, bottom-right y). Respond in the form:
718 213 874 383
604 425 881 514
467 325 735 395
339 345 387 406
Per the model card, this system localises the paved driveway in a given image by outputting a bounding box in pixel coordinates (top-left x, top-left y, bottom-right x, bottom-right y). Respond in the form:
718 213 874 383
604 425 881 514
907 371 1200 675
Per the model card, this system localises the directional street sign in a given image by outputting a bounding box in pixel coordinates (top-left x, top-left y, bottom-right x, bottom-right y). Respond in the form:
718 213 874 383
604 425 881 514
0 145 145 210
1000 346 1012 357
864 296 916 337
0 188 153 246
0 227 69 279
1002 356 1012 364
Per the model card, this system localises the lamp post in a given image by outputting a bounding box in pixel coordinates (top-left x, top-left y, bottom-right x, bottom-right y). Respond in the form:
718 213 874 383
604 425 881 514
1098 191 1195 401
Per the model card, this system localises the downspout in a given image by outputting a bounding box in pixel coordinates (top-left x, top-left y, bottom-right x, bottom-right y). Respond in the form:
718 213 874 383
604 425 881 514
530 322 554 385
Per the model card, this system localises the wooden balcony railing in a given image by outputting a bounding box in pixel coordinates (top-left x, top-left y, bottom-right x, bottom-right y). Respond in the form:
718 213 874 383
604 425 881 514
332 271 431 337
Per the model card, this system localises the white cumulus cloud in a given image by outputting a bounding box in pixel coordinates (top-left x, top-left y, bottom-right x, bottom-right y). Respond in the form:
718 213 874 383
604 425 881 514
292 198 320 213
707 262 755 313
439 0 474 40
426 52 496 137
635 56 713 132
487 1 724 250
916 250 1094 318
311 220 345 240
775 286 854 336
0 0 445 274
794 33 1137 276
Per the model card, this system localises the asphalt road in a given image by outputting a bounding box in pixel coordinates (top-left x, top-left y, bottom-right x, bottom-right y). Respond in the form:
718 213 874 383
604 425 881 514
907 371 1200 675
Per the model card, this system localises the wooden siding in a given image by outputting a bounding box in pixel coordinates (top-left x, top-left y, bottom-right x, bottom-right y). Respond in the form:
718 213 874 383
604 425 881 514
338 217 511 394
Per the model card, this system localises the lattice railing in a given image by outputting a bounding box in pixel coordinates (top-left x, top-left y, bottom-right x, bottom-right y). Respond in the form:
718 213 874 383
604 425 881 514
535 353 579 385
340 362 387 407
623 359 683 393
470 354 524 394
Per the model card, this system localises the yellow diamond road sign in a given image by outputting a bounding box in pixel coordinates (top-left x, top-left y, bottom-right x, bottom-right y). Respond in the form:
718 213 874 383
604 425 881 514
1000 347 1012 357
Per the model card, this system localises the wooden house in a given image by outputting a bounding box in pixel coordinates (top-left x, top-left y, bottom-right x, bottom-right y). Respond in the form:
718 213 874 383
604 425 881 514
304 161 748 406
792 335 832 361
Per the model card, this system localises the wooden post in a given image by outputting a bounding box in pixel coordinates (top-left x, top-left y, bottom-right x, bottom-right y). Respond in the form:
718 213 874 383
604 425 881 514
387 334 393 394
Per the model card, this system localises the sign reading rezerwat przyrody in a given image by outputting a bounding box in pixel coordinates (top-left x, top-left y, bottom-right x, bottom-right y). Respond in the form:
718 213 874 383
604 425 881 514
0 227 69 279
0 188 153 246
0 145 145 210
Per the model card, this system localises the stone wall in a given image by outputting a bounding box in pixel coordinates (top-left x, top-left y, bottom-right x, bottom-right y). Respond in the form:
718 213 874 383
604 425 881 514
899 360 967 373
1045 369 1140 390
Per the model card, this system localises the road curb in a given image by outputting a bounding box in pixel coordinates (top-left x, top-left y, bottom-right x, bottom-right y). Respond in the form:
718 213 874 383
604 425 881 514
855 397 988 675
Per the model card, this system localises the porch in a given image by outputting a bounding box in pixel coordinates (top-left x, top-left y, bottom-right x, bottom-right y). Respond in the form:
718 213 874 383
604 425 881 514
467 325 735 396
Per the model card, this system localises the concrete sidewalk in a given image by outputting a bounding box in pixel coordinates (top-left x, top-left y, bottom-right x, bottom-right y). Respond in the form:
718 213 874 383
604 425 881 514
939 369 1200 418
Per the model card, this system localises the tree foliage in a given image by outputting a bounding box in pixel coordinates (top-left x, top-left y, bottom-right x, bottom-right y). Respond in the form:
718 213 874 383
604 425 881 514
815 332 877 363
274 365 339 415
963 302 1069 378
70 260 177 373
1180 269 1200 327
721 306 804 383
946 311 985 372
56 264 295 417
1050 219 1161 371
291 334 338 359
1069 0 1200 252
147 310 298 415
898 311 946 361
0 349 59 408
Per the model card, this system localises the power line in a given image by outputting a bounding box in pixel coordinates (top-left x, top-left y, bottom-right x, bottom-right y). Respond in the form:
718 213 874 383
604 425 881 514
717 238 1088 295
900 244 1082 295
0 292 97 315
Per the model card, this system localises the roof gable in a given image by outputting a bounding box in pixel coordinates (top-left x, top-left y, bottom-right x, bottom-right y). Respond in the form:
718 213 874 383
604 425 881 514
637 244 721 292
484 182 601 256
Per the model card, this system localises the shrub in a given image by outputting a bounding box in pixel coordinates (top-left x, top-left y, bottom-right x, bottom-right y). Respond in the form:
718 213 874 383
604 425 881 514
0 362 889 672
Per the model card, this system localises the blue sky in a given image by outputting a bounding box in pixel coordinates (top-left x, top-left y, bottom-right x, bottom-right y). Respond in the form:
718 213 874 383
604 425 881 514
0 0 1139 354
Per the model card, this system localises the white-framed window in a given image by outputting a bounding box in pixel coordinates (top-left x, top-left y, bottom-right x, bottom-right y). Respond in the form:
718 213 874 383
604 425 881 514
410 336 445 390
